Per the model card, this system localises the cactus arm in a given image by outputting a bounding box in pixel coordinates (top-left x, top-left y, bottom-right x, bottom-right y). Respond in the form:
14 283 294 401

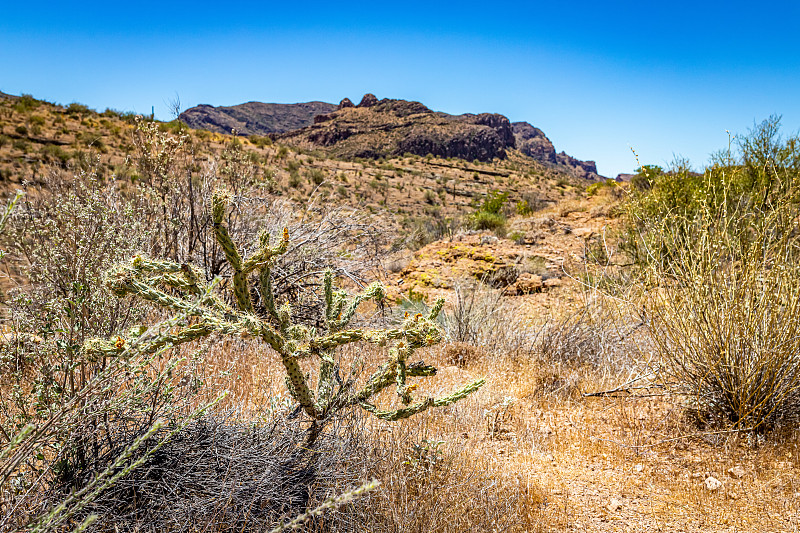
315 353 336 413
281 353 318 418
242 227 289 274
360 378 485 421
336 283 386 330
83 324 216 359
323 270 334 325
259 266 279 321
433 378 485 406
428 297 445 320
211 191 253 313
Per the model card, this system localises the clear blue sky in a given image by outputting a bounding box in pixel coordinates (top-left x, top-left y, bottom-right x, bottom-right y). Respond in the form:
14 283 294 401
2 1 798 177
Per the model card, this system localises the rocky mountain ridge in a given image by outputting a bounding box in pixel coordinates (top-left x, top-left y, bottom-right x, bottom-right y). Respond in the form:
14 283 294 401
181 94 602 179
179 101 337 135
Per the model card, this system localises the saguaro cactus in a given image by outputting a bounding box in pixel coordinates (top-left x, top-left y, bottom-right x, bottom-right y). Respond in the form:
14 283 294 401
86 189 484 424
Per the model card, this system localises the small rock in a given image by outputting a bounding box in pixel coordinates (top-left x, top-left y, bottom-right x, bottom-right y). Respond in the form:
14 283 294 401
704 476 722 491
513 273 543 295
727 466 746 479
607 498 622 512
545 454 555 462
634 463 643 472
543 277 562 289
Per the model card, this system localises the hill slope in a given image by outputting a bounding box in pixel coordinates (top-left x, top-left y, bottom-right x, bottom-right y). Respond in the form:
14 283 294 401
179 101 337 135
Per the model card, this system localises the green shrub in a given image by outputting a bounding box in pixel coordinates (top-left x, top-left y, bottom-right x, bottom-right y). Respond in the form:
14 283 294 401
515 199 534 216
249 134 272 147
14 125 27 136
306 168 325 185
470 210 506 233
66 102 91 116
468 190 508 235
288 169 302 188
622 116 800 268
12 139 30 153
40 144 70 165
12 94 41 113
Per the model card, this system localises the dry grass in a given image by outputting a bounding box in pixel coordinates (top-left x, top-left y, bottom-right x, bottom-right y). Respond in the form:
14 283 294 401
195 288 800 532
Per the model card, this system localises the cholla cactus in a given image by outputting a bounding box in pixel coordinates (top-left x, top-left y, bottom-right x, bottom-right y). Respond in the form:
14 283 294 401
86 189 484 423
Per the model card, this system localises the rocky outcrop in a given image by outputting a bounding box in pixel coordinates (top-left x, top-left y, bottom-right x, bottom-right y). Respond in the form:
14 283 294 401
338 97 355 109
178 101 337 135
513 121 601 180
512 121 557 164
357 93 379 108
556 152 599 180
466 113 515 147
277 94 516 162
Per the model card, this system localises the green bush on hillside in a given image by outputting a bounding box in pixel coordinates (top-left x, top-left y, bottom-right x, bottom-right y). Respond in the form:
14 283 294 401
468 190 508 235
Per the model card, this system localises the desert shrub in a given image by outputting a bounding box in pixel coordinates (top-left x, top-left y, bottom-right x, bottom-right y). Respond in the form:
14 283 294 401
100 108 122 118
468 190 508 235
403 215 460 250
66 103 90 117
349 430 543 532
12 95 41 114
648 209 800 433
515 199 534 216
306 167 325 185
623 116 800 267
248 134 272 147
537 304 622 368
3 174 151 348
288 170 301 188
0 317 219 532
14 125 27 136
0 135 8 148
625 117 800 434
469 210 506 234
39 144 70 166
11 139 30 153
423 189 438 205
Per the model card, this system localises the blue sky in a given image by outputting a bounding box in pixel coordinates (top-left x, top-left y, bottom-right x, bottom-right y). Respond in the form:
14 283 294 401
2 1 798 177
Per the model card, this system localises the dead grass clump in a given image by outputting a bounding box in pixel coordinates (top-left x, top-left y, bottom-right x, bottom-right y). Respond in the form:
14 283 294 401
537 306 619 368
352 429 547 532
441 278 538 357
46 412 371 532
442 342 486 368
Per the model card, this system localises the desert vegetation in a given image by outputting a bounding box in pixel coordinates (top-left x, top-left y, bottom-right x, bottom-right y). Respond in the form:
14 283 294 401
1 95 799 532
